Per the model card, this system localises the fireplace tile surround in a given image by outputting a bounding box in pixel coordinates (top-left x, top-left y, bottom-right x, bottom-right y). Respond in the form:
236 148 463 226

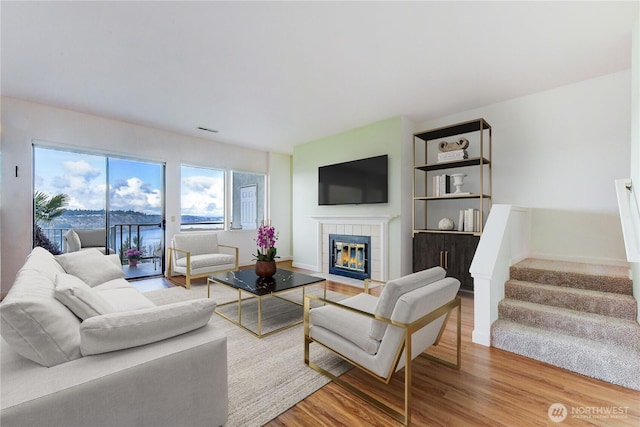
312 216 392 282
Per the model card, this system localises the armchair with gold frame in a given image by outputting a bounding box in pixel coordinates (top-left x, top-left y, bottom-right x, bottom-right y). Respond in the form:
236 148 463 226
304 267 461 425
167 232 239 289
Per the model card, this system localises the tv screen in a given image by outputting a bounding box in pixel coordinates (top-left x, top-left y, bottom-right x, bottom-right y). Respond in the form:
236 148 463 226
318 155 388 205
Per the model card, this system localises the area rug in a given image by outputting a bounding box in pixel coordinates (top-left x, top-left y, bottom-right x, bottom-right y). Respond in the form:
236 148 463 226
144 283 351 426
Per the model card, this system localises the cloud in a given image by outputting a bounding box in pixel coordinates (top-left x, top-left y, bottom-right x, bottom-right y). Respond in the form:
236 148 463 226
110 177 162 214
181 175 224 216
37 160 105 210
62 160 101 181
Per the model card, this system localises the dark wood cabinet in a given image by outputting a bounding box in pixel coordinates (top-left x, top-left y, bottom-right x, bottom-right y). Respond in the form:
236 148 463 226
413 232 479 292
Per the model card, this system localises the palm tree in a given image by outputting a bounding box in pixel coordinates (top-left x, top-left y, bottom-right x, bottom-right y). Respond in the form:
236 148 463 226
34 191 69 226
33 191 69 254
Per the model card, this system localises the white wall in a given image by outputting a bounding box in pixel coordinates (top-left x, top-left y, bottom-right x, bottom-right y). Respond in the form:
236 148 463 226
267 152 293 261
631 11 640 316
417 70 631 264
0 97 292 294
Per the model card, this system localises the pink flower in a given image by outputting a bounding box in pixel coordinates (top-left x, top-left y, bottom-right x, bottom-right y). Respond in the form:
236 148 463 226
254 223 279 261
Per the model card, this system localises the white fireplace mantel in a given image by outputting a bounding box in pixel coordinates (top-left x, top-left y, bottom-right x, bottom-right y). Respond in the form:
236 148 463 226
310 215 395 225
311 215 397 281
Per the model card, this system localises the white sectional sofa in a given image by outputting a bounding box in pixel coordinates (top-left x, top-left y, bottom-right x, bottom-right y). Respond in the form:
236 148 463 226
0 247 228 427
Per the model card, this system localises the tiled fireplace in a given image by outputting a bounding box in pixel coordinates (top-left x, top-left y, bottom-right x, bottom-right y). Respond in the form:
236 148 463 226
312 215 392 282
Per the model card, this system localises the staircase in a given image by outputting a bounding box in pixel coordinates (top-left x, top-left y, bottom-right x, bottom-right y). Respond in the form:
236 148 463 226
491 258 640 390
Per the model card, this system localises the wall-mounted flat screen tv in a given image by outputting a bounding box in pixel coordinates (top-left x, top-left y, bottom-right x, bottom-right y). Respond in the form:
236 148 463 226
318 155 388 205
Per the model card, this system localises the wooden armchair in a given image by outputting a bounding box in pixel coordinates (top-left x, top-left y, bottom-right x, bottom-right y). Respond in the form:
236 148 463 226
304 267 461 425
167 232 238 289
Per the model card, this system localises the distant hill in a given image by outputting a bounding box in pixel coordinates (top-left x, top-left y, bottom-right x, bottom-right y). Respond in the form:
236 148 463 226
51 210 222 229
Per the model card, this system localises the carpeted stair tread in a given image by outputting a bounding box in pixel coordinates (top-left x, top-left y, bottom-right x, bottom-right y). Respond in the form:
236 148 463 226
498 299 640 351
491 320 640 391
505 280 637 320
499 299 640 350
510 259 632 295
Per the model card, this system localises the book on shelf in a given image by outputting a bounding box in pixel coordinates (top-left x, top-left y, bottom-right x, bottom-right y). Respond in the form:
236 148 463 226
437 149 468 162
460 208 481 232
432 174 450 196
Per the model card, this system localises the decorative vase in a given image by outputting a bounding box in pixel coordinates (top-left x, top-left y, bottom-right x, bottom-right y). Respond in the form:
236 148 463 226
255 260 276 278
451 173 467 194
128 259 138 267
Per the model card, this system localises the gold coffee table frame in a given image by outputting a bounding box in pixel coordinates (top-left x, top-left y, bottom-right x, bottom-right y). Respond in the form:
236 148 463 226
207 270 327 338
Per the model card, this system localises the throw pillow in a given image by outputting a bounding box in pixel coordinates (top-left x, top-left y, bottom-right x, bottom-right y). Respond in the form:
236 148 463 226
65 229 82 252
54 273 115 320
80 299 217 355
56 249 124 287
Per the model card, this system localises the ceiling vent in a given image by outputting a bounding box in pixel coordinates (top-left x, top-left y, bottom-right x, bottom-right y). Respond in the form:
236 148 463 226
197 126 218 133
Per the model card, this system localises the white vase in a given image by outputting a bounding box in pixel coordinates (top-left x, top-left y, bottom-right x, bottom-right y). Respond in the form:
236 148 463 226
451 173 467 194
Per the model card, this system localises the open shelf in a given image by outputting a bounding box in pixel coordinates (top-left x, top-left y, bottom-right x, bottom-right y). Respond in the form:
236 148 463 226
415 157 490 172
414 194 491 201
413 229 481 237
414 118 491 141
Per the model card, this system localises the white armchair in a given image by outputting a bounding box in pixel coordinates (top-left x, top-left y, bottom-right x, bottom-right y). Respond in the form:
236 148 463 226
64 229 114 255
167 232 238 289
304 267 461 425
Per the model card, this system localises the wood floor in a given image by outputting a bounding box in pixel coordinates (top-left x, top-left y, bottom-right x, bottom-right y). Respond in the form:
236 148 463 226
144 264 640 426
265 269 640 426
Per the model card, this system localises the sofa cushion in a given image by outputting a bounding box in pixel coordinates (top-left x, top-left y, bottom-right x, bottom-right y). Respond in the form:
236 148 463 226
64 229 82 252
370 267 447 340
0 269 82 367
175 253 236 269
54 273 115 320
56 249 124 287
95 285 156 312
80 299 217 355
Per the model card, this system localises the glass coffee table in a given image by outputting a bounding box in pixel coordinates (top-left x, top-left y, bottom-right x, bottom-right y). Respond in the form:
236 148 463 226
207 268 326 338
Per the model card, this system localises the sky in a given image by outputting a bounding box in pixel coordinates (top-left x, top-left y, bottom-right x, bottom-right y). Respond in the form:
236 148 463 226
34 147 224 217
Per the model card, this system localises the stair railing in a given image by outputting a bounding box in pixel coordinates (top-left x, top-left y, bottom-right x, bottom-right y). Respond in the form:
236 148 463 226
469 205 531 346
615 178 640 263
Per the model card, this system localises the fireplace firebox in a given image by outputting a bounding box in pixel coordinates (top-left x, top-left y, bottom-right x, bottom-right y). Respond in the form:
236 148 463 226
329 234 371 280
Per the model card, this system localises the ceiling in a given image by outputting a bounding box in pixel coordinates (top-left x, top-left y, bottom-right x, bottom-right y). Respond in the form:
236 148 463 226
2 1 638 154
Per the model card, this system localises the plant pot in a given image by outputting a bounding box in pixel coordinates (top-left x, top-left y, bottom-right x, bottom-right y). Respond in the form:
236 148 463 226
255 260 276 278
128 259 138 267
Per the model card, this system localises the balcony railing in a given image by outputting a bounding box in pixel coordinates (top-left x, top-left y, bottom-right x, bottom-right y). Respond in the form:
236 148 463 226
40 223 164 264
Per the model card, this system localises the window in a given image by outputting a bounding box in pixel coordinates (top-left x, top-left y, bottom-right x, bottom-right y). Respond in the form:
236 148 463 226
180 165 225 230
230 171 266 230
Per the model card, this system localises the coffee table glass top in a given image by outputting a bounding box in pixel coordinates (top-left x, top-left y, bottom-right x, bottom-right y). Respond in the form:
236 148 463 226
208 268 324 296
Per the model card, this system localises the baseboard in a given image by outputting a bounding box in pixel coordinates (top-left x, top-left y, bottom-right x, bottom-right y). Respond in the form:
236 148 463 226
472 330 491 347
291 261 318 272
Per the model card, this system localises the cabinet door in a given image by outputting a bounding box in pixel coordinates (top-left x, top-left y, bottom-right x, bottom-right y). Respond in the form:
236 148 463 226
413 233 443 272
444 234 480 292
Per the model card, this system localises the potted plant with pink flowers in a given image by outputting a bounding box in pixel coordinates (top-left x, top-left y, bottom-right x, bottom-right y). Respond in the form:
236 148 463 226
125 248 143 267
253 222 279 277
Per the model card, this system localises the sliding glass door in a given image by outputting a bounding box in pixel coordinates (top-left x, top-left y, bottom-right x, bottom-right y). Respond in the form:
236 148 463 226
33 145 165 280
